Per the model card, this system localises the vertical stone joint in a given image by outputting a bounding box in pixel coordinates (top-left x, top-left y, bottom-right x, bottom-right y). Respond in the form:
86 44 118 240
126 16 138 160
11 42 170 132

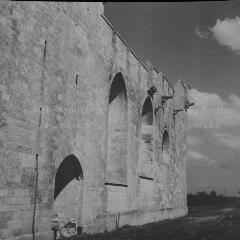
43 40 47 60
38 107 42 127
75 74 78 85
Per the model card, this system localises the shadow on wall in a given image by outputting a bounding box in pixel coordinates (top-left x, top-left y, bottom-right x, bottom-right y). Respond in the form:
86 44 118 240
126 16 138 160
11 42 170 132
162 130 170 163
142 97 153 125
52 155 84 239
54 155 83 200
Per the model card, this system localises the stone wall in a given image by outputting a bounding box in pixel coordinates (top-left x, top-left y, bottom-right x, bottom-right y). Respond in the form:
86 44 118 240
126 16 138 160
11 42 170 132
0 2 189 239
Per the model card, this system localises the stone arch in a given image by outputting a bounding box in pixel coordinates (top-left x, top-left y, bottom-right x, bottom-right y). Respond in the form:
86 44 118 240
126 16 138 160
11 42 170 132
106 72 128 213
162 130 170 163
138 97 155 208
109 72 128 103
141 96 154 125
54 154 83 199
53 154 84 226
107 72 128 183
139 97 155 170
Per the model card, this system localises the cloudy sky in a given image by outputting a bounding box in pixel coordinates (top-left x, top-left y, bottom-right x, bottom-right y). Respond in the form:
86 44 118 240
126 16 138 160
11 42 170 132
105 2 240 196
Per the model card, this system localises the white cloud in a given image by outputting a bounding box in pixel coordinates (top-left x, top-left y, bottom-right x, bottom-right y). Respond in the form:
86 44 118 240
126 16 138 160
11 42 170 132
210 16 240 53
196 27 210 39
188 150 216 165
187 89 240 128
213 132 240 149
187 135 202 146
229 94 240 111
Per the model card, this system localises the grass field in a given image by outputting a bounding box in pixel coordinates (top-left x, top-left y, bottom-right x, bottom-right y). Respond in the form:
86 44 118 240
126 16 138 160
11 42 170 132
72 201 240 240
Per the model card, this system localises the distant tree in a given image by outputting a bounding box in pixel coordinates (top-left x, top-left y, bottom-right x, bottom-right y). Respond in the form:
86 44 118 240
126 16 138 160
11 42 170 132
196 191 208 197
193 191 208 205
209 191 217 198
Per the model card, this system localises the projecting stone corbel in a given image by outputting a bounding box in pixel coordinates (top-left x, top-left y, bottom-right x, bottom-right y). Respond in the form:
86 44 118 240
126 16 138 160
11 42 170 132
147 85 157 98
173 109 183 116
161 95 173 105
154 105 164 114
184 100 194 111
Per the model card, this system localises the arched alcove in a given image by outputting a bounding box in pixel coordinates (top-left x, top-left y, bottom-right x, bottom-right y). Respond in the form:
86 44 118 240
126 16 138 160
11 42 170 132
139 97 154 172
162 130 170 163
107 73 128 184
106 73 128 213
53 154 84 224
142 97 153 126
138 97 155 208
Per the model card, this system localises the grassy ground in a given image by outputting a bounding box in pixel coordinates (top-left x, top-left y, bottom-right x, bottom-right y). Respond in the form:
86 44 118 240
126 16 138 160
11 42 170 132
73 202 240 240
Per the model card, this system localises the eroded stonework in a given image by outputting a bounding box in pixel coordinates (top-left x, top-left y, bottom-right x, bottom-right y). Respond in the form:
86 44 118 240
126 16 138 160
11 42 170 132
0 2 190 239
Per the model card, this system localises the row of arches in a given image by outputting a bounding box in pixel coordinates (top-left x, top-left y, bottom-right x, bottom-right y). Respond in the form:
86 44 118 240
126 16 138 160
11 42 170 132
106 73 170 182
106 73 170 212
52 72 170 229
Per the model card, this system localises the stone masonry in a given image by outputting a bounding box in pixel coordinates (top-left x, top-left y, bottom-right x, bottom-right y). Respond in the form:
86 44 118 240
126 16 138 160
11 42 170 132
0 2 191 240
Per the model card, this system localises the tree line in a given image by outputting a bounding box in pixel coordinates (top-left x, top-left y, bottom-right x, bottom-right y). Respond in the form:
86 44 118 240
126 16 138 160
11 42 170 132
187 191 240 206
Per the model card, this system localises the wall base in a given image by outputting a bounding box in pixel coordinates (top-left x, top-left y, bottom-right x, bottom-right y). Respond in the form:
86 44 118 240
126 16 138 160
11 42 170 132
7 231 53 240
84 207 188 234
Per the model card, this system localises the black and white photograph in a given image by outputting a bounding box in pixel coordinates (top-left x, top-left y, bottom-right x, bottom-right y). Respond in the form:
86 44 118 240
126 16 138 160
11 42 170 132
0 1 240 240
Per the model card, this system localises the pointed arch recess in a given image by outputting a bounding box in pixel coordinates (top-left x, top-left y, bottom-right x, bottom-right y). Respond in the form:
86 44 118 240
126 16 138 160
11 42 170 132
162 130 170 163
138 96 154 177
106 72 128 213
53 154 84 225
54 154 83 200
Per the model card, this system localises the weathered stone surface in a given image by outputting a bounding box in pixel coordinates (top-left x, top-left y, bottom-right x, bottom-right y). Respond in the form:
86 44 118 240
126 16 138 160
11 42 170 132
0 2 189 239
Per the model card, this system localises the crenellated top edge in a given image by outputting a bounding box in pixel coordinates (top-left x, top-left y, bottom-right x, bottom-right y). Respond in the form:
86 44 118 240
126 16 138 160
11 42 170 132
101 13 188 97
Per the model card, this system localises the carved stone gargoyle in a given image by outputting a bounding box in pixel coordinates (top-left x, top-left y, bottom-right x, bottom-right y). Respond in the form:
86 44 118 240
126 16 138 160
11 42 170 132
161 95 173 105
184 100 194 111
147 85 157 98
154 105 164 114
173 109 183 116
